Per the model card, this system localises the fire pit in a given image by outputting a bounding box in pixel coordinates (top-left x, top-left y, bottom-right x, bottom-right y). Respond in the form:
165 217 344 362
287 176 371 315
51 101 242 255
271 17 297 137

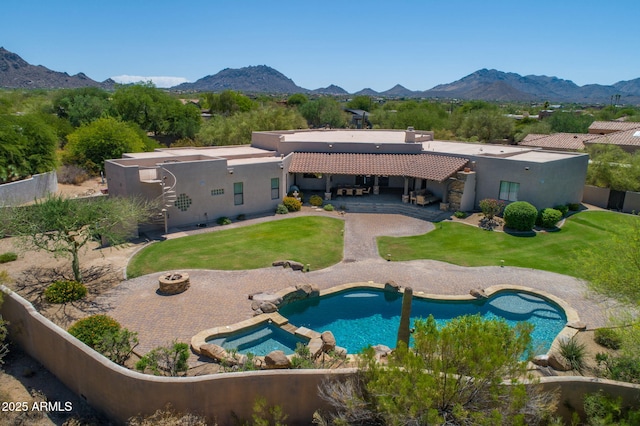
158 272 190 295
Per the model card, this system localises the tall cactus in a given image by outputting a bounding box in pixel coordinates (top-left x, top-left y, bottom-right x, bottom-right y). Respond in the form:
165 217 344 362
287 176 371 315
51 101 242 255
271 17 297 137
396 286 413 348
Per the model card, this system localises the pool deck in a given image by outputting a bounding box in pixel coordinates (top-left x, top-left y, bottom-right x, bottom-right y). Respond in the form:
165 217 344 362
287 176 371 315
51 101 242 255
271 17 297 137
94 209 622 366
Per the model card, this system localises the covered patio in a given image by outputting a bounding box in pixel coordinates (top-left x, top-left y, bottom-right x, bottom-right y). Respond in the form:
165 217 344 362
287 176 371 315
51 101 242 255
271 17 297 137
287 151 470 209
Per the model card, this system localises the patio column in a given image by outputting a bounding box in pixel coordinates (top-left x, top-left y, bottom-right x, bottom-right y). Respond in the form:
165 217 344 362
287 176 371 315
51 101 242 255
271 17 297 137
402 176 410 203
324 174 332 200
373 175 379 194
414 178 423 191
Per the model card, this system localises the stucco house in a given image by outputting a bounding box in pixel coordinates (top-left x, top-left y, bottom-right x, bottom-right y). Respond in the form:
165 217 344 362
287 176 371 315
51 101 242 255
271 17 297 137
104 128 588 230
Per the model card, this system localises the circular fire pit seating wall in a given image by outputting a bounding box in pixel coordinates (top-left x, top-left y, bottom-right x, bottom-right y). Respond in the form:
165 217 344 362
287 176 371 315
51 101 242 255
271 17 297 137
158 272 190 295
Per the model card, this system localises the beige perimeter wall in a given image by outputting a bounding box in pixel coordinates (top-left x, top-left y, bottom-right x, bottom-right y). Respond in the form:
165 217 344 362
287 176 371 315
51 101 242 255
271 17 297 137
2 286 639 425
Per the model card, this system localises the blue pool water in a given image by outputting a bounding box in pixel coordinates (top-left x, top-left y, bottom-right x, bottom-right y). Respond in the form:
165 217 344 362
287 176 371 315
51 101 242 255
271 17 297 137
207 323 308 356
278 289 567 354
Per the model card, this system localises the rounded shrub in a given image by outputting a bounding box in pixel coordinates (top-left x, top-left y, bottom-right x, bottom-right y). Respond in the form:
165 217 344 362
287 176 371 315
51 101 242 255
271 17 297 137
594 328 622 350
68 314 121 349
309 194 323 207
0 252 17 264
216 216 231 225
282 196 302 212
537 208 563 228
323 203 334 211
553 204 569 216
503 201 538 231
44 280 87 304
275 203 288 214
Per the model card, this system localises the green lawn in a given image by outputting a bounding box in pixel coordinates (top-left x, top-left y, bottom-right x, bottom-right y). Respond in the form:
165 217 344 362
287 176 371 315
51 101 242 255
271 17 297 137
127 216 344 277
377 211 638 277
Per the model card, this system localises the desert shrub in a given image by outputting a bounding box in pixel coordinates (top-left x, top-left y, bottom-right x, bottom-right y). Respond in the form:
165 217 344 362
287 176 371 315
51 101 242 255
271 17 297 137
309 194 323 207
559 336 587 374
594 328 622 350
250 396 288 426
56 164 90 184
95 328 139 365
216 216 231 225
136 341 190 376
275 203 288 214
128 404 208 426
478 198 506 220
44 280 87 303
596 352 640 383
537 208 563 228
0 252 17 263
453 210 467 218
323 203 334 211
568 203 581 211
282 196 302 212
583 391 640 425
291 343 315 369
503 201 538 231
68 314 121 349
554 204 569 216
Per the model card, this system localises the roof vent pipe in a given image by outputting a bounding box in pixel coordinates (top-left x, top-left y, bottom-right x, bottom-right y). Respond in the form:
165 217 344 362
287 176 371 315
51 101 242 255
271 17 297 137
405 126 415 143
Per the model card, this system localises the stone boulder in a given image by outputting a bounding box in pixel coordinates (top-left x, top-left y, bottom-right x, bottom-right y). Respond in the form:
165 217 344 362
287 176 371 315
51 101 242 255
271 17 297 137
384 281 401 292
532 354 549 367
272 260 305 271
264 350 291 369
567 321 587 330
371 344 392 361
199 344 228 362
321 331 336 353
308 337 324 359
282 283 320 304
547 351 572 371
470 288 488 299
258 302 278 314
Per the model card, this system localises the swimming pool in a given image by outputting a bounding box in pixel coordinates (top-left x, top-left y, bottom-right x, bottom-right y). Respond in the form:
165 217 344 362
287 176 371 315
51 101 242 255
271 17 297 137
278 289 567 354
206 323 308 356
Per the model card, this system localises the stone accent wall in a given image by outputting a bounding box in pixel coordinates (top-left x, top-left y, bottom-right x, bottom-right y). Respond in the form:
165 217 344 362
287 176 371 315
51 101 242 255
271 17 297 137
447 178 466 211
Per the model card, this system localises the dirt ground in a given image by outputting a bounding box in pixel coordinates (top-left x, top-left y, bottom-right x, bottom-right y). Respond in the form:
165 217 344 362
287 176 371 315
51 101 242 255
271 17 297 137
0 179 136 425
0 187 617 424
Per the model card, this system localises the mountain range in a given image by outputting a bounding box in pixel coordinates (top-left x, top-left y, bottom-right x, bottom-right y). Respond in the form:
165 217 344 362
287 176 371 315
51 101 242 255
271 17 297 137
2 47 640 104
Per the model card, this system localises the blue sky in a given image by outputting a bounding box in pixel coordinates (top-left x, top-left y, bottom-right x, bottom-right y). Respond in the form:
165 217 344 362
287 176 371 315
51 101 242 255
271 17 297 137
3 0 640 91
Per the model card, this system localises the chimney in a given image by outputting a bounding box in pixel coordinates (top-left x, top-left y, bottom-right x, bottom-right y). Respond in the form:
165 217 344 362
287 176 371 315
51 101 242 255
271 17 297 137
405 126 415 143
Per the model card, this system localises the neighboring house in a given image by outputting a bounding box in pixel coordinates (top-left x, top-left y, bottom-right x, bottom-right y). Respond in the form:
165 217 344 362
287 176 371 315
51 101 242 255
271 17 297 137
519 121 640 154
105 129 588 230
520 133 593 151
588 120 640 135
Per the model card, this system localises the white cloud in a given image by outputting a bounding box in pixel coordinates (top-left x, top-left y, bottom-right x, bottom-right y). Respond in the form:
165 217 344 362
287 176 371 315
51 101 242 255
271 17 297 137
110 75 190 88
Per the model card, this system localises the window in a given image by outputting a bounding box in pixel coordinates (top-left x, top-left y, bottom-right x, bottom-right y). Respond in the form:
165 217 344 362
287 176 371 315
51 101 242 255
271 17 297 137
499 181 519 201
234 182 243 205
211 188 224 196
271 178 279 200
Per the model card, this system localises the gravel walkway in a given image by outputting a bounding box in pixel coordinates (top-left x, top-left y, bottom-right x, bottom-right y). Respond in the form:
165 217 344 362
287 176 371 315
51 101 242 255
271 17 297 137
95 211 620 363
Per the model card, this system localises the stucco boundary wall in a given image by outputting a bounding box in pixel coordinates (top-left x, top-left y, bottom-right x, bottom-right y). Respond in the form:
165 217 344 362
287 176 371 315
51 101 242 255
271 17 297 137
0 171 57 206
2 286 639 424
582 185 640 214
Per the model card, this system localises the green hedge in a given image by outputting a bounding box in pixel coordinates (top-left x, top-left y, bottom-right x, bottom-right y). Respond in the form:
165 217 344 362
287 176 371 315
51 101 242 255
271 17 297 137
44 280 87 304
537 208 563 228
68 315 121 349
503 201 538 231
283 196 302 212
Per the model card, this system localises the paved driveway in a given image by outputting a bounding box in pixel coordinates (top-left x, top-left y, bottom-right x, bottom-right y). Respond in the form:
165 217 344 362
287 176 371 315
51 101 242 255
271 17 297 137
95 211 620 362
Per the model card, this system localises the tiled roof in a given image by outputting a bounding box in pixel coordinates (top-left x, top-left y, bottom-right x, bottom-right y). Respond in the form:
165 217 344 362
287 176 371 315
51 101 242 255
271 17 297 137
289 152 469 182
520 133 592 151
588 121 640 133
584 128 640 148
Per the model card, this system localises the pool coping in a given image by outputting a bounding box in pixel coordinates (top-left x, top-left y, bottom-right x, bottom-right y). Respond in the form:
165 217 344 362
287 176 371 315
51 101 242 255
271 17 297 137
191 282 580 357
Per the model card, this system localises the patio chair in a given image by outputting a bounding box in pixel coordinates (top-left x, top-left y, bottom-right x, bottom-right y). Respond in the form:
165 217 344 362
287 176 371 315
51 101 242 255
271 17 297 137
362 187 371 194
410 191 416 204
355 188 363 196
344 188 354 196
